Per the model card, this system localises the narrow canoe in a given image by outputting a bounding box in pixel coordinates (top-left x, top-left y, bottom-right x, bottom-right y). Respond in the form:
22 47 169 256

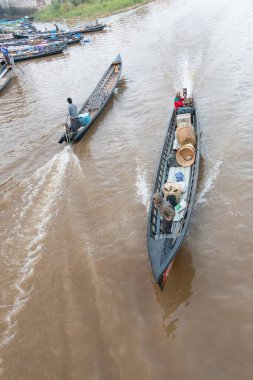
0 66 11 91
58 54 122 144
1 36 81 48
0 54 13 91
75 24 106 33
147 96 200 289
13 31 68 39
64 36 83 45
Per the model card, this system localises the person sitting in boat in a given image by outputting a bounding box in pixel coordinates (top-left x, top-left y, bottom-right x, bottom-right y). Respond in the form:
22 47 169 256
67 98 82 133
174 91 195 122
153 193 175 234
174 91 185 111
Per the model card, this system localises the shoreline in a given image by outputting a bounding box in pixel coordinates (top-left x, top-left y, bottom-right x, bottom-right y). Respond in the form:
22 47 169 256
34 0 153 22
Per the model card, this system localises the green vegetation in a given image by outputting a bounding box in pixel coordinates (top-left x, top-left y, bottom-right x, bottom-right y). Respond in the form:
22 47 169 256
35 0 150 21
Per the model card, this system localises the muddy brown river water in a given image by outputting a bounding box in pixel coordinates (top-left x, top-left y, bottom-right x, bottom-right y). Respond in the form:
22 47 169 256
1 0 253 379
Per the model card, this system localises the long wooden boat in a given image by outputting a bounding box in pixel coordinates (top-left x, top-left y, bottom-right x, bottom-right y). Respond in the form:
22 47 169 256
13 32 43 39
58 54 122 144
75 23 106 33
147 92 200 290
63 36 83 45
10 46 65 62
13 24 103 39
13 31 69 39
0 65 11 91
0 52 13 91
1 36 82 48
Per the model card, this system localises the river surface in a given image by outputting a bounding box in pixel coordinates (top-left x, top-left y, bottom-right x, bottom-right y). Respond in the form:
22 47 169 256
1 0 253 379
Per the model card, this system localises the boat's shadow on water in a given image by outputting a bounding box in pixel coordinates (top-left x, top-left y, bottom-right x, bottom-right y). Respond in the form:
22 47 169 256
117 77 128 94
154 243 195 339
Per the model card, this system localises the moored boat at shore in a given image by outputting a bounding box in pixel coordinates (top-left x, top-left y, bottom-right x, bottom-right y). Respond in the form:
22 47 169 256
9 44 65 62
13 31 69 39
58 54 122 144
63 35 83 45
0 50 14 91
1 35 82 49
75 23 106 33
147 90 200 290
0 68 11 91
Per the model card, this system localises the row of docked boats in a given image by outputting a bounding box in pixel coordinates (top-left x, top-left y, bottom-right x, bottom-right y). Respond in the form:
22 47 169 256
0 16 106 40
1 33 84 48
0 18 107 92
13 22 106 40
0 17 106 64
0 32 90 63
57 56 199 290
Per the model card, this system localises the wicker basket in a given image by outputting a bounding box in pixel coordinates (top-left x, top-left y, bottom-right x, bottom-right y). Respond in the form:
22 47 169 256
177 125 196 146
176 144 196 167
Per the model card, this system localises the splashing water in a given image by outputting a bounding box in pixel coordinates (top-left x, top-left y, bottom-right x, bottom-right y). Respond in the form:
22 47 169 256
195 157 223 207
135 165 149 211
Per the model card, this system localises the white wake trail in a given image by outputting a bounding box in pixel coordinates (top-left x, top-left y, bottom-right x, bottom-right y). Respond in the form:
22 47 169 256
0 147 82 349
135 164 149 211
195 158 223 207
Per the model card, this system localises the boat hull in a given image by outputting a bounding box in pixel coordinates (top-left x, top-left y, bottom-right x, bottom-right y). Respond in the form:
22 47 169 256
147 106 200 289
12 47 64 62
0 69 11 91
76 24 106 33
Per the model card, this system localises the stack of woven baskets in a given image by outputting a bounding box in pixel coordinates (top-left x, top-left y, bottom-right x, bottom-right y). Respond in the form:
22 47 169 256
175 118 196 167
